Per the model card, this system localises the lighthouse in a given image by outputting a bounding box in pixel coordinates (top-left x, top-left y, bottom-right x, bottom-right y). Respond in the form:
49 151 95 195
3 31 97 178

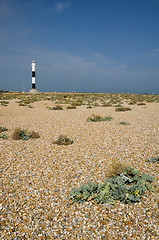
32 60 36 89
29 60 39 93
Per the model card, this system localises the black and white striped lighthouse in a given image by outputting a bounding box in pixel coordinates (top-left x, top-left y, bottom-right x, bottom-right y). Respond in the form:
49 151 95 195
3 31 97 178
29 60 39 93
32 60 36 89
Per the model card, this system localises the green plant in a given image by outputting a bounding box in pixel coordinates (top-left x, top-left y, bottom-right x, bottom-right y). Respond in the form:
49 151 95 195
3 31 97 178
53 135 73 145
87 114 113 122
0 134 7 139
119 122 130 125
0 127 8 133
102 116 113 121
69 165 155 205
146 156 159 163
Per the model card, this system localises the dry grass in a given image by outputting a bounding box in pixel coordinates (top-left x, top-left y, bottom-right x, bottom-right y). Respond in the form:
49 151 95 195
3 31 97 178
30 131 40 139
107 160 126 178
12 127 22 140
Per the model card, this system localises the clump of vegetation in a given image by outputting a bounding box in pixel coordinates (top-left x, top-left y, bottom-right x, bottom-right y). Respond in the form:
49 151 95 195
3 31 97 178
69 165 155 205
0 126 8 133
128 101 137 105
0 134 7 139
66 105 76 109
119 121 130 125
0 101 9 106
53 135 73 145
86 105 93 108
52 105 63 110
12 128 40 140
115 107 132 111
19 103 25 106
87 114 113 122
107 161 126 178
30 131 40 139
146 156 159 163
101 103 112 107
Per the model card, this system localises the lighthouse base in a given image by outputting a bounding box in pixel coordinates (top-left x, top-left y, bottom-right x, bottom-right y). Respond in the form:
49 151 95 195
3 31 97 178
29 89 40 94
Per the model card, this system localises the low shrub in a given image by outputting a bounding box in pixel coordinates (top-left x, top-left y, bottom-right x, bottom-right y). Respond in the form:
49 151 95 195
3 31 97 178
115 107 132 111
66 105 76 109
19 103 25 106
87 114 113 122
0 101 9 106
137 102 146 106
128 101 137 105
53 135 73 145
30 131 40 139
52 105 63 110
119 122 130 125
86 105 92 108
69 165 155 205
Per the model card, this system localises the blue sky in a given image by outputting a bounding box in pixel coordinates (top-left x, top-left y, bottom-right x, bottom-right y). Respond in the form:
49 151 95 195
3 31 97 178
0 0 159 93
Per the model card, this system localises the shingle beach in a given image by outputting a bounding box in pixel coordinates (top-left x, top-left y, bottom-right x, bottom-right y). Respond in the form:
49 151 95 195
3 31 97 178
0 93 159 239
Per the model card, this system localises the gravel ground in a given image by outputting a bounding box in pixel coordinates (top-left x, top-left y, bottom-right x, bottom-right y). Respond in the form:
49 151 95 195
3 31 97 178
0 99 159 239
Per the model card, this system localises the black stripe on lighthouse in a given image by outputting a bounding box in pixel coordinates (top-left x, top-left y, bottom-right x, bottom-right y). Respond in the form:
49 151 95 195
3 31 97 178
32 83 35 89
32 71 35 77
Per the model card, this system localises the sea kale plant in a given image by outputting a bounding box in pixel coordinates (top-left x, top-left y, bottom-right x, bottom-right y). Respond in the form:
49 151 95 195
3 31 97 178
0 126 8 133
0 133 7 139
69 166 155 205
146 156 159 163
0 126 8 139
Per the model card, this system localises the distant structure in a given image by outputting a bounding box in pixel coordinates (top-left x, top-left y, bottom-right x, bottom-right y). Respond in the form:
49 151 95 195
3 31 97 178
29 60 39 93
